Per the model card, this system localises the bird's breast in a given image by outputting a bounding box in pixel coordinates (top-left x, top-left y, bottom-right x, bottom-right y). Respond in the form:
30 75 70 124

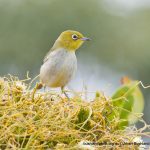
40 48 77 87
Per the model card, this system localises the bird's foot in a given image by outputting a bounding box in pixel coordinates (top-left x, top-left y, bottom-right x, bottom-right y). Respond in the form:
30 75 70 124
63 91 70 101
61 87 70 101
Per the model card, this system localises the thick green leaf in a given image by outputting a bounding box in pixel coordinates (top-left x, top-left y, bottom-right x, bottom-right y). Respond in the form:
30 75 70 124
109 78 144 129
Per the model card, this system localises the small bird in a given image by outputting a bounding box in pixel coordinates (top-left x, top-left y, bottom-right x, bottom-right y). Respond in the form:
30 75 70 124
40 30 90 98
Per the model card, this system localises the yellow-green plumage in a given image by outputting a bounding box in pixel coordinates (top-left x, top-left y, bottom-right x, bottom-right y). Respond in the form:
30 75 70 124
40 30 90 89
54 30 84 51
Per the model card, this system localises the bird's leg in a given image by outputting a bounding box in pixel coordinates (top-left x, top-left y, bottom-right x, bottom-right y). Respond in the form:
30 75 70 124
43 85 46 92
61 87 70 100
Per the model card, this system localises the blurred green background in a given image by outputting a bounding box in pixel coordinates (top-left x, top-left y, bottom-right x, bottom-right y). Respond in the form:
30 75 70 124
0 0 150 123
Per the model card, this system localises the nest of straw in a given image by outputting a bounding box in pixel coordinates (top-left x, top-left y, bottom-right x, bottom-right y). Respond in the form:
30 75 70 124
0 75 149 149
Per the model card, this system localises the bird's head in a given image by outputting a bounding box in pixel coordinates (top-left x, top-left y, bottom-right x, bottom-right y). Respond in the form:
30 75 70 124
53 30 90 51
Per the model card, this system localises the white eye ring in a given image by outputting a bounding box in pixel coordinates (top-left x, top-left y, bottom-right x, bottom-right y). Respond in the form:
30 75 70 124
72 34 78 40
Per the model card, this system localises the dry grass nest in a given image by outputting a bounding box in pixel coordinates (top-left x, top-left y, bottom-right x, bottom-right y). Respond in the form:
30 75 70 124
0 75 149 150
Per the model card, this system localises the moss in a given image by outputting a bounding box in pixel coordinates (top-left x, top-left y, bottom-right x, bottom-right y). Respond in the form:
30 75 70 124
0 75 148 149
75 107 92 130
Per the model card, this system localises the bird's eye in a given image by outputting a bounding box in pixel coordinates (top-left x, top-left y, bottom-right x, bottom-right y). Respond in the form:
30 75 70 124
72 34 78 40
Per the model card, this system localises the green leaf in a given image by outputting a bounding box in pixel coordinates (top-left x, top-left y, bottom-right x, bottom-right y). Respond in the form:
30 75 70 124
109 77 144 129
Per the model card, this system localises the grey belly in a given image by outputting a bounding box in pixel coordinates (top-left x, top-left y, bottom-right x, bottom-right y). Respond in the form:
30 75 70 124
40 51 77 88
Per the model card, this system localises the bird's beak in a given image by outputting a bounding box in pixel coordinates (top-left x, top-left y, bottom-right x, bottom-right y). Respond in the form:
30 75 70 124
80 37 91 41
